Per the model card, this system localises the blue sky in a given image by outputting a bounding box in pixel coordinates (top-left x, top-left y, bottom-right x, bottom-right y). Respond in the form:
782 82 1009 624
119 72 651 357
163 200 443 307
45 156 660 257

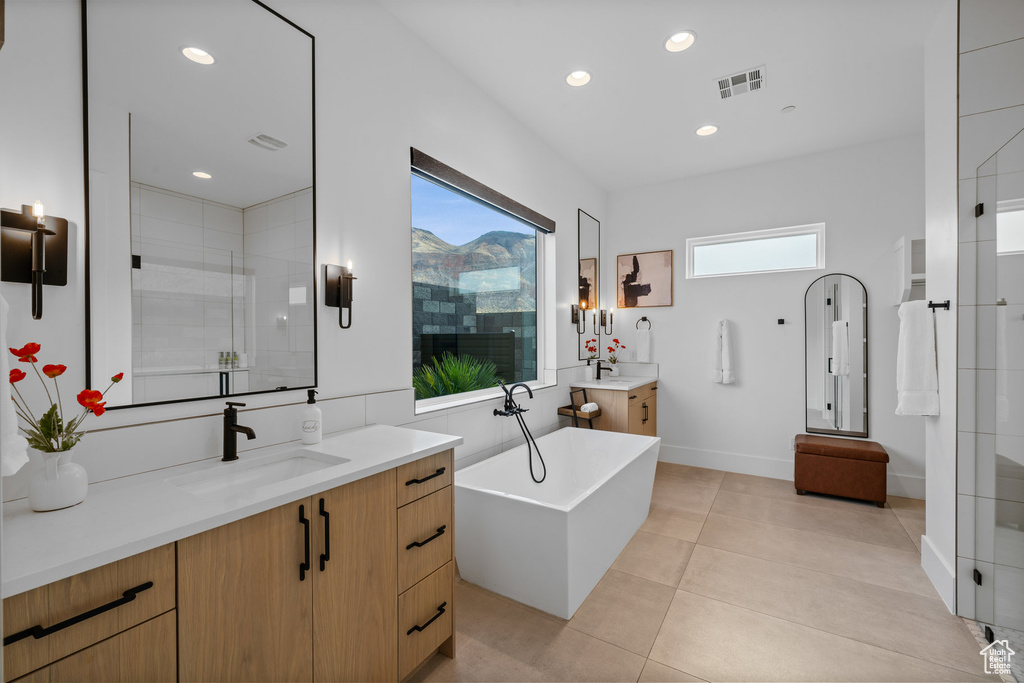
411 174 535 246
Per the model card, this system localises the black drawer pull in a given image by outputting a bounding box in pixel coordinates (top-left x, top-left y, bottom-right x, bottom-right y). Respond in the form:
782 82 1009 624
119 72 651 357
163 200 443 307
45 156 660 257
406 525 447 550
3 581 154 646
299 504 311 581
406 602 447 635
319 498 331 572
629 394 637 400
405 467 446 486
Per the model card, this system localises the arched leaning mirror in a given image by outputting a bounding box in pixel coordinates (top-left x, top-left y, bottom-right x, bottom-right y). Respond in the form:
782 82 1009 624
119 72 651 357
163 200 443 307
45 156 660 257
83 0 316 407
804 273 868 437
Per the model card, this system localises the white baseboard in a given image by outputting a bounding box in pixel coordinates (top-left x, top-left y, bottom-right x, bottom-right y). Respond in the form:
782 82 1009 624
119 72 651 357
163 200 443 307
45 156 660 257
921 534 956 613
658 445 926 500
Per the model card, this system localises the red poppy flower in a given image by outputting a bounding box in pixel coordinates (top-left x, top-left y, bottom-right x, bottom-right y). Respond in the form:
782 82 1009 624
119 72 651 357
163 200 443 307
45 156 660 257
613 339 620 344
607 346 614 352
77 389 107 416
9 369 26 383
111 372 124 383
9 343 40 363
43 364 67 378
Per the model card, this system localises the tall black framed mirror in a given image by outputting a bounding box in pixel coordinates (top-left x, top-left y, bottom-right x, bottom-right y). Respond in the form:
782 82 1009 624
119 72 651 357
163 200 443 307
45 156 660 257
83 0 316 407
804 273 868 437
577 209 600 360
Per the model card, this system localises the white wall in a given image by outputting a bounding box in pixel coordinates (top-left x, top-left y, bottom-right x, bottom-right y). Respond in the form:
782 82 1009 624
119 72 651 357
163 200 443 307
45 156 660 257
0 0 603 500
921 0 959 613
606 136 927 497
955 0 1024 621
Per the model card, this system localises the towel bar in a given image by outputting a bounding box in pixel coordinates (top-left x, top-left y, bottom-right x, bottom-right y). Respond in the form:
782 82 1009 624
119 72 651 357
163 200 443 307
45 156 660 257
927 300 950 310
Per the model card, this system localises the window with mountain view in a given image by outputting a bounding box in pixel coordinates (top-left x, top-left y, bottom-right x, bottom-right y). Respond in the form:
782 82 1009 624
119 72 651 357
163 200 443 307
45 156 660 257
411 171 540 402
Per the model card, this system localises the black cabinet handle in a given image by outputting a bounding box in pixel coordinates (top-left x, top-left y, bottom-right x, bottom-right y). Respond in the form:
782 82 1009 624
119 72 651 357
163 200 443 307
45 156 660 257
405 467 445 486
319 498 331 572
299 504 311 581
406 525 447 550
629 394 637 400
406 602 447 635
3 581 154 646
643 403 648 423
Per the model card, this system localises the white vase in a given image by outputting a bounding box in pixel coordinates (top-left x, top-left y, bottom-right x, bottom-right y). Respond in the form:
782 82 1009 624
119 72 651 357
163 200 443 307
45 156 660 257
609 364 620 376
28 447 88 512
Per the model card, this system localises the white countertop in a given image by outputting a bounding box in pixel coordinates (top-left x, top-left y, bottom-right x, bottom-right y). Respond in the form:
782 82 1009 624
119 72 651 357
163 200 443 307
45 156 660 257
2 424 462 598
569 376 657 392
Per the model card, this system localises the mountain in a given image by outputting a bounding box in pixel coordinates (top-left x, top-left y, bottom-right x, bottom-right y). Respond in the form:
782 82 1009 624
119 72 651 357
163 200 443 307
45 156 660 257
412 228 536 312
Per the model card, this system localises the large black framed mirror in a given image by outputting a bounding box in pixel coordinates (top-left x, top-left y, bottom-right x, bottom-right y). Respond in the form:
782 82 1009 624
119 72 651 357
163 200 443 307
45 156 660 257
578 209 600 360
83 0 316 408
804 273 868 437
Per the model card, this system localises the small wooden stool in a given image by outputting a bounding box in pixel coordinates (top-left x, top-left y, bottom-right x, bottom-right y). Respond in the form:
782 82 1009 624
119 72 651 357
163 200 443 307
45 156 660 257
794 434 889 507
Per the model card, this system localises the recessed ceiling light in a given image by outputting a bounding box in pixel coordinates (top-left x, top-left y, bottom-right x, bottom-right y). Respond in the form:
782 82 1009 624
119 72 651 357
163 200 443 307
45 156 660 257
566 70 591 87
665 31 696 52
782 105 797 114
192 171 212 179
695 125 718 136
181 46 215 65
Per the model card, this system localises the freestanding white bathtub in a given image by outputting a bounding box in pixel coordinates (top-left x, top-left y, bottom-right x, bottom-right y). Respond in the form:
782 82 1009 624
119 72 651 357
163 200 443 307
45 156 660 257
454 427 660 619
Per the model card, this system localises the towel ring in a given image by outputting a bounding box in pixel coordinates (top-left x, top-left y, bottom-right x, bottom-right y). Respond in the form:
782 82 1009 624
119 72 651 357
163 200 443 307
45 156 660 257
636 316 652 330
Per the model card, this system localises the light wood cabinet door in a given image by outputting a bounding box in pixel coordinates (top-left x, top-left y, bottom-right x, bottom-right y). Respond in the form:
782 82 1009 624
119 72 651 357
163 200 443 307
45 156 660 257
643 391 658 437
627 400 644 435
313 470 398 683
177 500 314 683
12 611 177 683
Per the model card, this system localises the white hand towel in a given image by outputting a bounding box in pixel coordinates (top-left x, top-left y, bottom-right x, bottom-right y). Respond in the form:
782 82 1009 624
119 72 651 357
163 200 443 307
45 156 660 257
636 328 653 363
896 300 939 416
1 295 30 476
579 402 599 413
712 319 734 384
831 320 850 376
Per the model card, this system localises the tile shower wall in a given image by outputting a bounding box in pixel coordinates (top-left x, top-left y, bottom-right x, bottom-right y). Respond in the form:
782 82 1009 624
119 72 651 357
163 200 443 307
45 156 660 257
241 188 315 392
956 0 1024 628
130 183 247 403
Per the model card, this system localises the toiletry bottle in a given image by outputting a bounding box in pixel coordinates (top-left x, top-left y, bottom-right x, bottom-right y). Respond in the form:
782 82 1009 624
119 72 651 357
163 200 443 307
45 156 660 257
232 351 239 369
301 389 322 444
219 352 226 369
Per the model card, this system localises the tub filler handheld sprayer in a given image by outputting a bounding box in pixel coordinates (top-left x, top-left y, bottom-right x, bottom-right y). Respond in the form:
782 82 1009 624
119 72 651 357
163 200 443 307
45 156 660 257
494 381 546 483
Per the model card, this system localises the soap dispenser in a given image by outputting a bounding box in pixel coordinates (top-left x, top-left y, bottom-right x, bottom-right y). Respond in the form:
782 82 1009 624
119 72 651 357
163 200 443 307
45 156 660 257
301 389 322 444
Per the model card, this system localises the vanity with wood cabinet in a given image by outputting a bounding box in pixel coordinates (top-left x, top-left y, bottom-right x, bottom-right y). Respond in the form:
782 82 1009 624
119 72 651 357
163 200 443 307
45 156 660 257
2 427 459 683
569 378 658 436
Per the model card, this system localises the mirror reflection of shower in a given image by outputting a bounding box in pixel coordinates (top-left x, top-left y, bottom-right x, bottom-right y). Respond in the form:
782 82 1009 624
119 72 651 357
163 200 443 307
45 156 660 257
804 273 868 437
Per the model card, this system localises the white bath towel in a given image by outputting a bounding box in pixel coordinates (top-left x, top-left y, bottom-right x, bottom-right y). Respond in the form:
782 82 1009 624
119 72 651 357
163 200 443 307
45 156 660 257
579 402 599 413
896 301 939 416
831 320 850 376
712 319 734 384
1 295 29 476
636 328 653 363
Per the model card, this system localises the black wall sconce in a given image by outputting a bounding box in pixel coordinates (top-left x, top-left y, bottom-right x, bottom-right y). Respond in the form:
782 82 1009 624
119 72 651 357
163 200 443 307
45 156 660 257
571 300 587 334
324 261 356 329
1 202 69 320
600 309 614 335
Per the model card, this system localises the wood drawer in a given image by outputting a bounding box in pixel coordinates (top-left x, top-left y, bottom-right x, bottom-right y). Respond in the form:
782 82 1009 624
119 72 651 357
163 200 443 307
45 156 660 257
628 382 656 404
12 611 176 683
398 486 453 593
398 562 454 681
396 450 453 507
3 544 176 682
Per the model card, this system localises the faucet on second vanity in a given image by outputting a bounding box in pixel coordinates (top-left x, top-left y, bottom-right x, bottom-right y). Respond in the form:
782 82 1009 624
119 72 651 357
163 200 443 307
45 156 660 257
223 401 257 462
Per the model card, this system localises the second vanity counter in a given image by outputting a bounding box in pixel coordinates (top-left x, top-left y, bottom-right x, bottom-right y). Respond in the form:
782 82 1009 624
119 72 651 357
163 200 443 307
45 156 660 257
569 375 656 392
2 424 462 598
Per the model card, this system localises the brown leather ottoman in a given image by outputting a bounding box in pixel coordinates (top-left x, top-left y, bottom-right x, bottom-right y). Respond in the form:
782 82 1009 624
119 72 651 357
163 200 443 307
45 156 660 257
794 435 889 507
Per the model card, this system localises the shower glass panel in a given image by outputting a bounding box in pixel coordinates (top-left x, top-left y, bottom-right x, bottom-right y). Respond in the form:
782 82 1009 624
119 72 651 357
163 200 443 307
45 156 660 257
973 126 1024 653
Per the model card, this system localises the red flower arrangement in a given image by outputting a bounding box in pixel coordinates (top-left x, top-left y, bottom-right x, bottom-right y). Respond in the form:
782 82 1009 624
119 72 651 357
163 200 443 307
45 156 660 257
607 338 626 364
7 343 122 452
584 338 598 359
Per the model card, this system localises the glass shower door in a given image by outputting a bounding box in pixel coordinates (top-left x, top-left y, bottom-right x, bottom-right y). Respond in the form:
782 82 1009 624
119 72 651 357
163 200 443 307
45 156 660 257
972 126 1024 673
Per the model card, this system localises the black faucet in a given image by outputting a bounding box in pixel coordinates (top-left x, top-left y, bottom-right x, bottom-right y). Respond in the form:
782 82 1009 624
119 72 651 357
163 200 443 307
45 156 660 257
223 401 256 462
494 381 533 416
595 359 607 380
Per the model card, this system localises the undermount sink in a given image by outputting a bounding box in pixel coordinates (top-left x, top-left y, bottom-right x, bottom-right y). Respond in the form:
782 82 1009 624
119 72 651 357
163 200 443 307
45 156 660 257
167 449 349 498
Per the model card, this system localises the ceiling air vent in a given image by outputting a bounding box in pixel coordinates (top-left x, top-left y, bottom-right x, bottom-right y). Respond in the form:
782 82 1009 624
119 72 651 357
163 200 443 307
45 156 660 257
247 133 288 151
717 65 765 99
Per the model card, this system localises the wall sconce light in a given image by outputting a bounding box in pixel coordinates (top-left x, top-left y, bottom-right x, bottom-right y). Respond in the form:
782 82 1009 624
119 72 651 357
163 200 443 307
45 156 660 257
600 309 614 335
571 300 587 334
1 202 69 320
324 261 356 329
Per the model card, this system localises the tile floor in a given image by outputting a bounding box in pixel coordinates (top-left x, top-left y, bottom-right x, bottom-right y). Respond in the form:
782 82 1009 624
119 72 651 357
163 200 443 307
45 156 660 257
413 462 1000 682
